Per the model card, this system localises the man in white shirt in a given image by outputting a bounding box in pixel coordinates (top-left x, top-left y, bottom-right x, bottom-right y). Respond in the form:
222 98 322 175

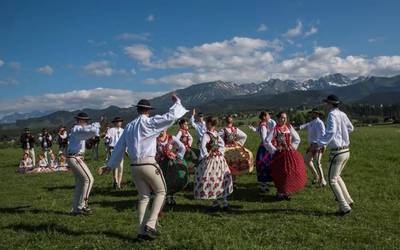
67 112 100 215
190 108 206 144
311 95 354 216
98 94 187 241
299 108 327 187
105 117 125 190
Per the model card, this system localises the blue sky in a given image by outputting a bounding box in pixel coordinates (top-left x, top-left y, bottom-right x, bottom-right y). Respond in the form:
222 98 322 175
0 0 400 115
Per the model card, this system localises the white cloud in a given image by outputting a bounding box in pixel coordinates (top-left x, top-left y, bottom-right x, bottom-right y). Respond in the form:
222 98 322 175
9 62 21 70
87 40 107 47
84 60 114 76
0 59 4 67
37 65 54 75
304 26 318 37
257 23 268 32
283 20 303 38
116 32 150 41
124 44 153 65
147 14 155 22
368 37 385 43
0 79 19 86
0 88 164 116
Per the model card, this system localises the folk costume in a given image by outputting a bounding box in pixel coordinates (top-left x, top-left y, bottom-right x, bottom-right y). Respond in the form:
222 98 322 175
39 129 52 162
67 113 100 215
299 111 327 186
194 130 233 209
317 95 354 215
190 114 206 144
105 117 125 189
106 97 187 238
219 125 253 176
176 128 198 172
20 129 36 166
268 123 307 199
57 128 68 155
156 133 188 205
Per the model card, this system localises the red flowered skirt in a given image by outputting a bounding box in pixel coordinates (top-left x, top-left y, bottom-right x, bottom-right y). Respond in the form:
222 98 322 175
270 150 307 194
194 155 233 200
224 145 254 176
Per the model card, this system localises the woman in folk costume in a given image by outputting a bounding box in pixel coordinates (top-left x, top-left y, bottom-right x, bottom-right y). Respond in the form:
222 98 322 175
18 153 34 174
219 115 254 185
194 116 233 212
298 108 327 187
249 111 277 194
268 112 307 201
156 129 188 205
176 118 198 173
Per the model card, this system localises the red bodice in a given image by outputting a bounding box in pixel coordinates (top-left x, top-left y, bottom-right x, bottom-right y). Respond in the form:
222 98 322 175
179 129 191 149
156 134 177 161
223 126 238 146
272 124 293 151
206 131 221 157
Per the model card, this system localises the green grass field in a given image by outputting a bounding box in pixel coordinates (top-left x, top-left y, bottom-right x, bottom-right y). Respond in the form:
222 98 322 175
0 125 399 249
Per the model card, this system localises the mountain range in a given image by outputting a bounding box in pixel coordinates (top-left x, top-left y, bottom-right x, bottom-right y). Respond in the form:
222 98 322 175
1 73 400 132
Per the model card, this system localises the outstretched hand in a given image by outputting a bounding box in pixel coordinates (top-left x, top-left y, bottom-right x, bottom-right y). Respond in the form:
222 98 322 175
171 93 178 103
192 108 196 116
98 166 111 175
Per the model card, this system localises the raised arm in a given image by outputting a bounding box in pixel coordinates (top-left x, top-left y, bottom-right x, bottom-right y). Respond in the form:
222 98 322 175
72 122 100 140
299 122 310 130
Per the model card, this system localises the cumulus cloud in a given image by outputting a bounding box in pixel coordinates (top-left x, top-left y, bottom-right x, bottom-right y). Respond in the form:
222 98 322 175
0 59 4 67
257 23 268 32
116 32 150 41
37 65 54 75
0 79 19 86
124 44 153 65
283 20 303 38
304 26 318 37
83 60 133 76
0 88 163 116
147 14 155 22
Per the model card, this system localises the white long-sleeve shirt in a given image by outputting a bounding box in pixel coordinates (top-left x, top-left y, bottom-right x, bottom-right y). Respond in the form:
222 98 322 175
176 129 193 148
105 127 124 147
199 130 225 159
249 119 276 149
157 135 186 159
67 123 100 155
107 98 188 169
190 115 206 141
317 108 354 149
218 126 247 146
299 117 326 145
267 125 301 154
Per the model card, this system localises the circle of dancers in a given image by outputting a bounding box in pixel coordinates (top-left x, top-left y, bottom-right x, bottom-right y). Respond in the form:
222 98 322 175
16 93 355 241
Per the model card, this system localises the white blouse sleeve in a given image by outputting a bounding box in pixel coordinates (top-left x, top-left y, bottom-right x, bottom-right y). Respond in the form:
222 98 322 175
218 135 225 156
290 126 301 150
199 133 210 160
172 136 186 159
188 131 193 147
236 127 247 146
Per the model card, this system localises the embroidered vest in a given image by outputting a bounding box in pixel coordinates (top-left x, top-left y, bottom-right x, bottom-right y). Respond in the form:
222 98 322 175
206 132 221 157
223 126 237 146
179 129 191 149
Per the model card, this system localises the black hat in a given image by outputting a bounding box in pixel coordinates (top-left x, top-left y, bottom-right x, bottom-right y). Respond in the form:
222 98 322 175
134 99 154 110
24 128 30 132
42 128 48 132
323 94 341 105
112 117 124 123
74 112 91 120
308 108 324 116
198 112 204 117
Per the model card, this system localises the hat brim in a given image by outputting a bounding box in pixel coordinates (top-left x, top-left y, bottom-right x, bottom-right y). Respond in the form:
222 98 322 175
112 119 124 123
75 116 91 120
323 99 340 105
308 110 324 115
133 104 155 110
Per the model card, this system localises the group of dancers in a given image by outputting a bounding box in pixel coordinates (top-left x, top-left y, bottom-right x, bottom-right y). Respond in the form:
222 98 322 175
17 93 355 241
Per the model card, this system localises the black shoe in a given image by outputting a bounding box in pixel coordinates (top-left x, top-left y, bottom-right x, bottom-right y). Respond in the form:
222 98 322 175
70 209 89 216
258 188 269 195
275 194 285 201
284 195 291 201
336 209 351 216
222 205 231 212
349 202 354 208
206 205 220 213
113 182 117 190
137 234 154 242
144 225 160 239
81 207 92 214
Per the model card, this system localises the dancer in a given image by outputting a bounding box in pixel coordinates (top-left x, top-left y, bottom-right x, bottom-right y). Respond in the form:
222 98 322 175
67 112 100 215
194 116 233 212
176 119 197 172
268 112 307 201
156 129 188 205
105 117 125 189
311 95 354 215
57 125 68 155
249 111 276 194
20 128 36 166
190 108 206 145
98 94 187 241
299 108 327 186
220 115 253 177
17 153 34 173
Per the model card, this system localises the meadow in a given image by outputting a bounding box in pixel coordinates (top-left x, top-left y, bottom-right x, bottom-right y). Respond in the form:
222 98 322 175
0 124 399 249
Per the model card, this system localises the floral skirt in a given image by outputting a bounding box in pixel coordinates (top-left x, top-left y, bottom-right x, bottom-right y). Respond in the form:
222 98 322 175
270 150 307 194
160 159 189 194
255 145 273 183
224 145 254 176
194 155 233 200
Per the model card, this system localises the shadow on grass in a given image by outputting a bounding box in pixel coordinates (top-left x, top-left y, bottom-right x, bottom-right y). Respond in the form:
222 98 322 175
0 205 69 216
3 222 141 243
46 185 74 192
90 186 138 198
91 199 137 212
224 207 337 217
